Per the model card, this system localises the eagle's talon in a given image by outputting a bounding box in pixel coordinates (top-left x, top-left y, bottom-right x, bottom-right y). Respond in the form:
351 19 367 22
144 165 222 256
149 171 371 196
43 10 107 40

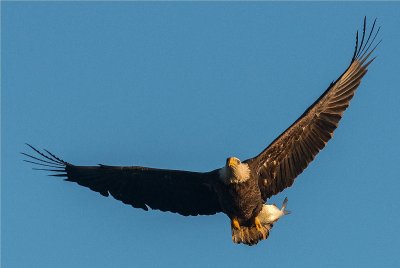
232 218 241 230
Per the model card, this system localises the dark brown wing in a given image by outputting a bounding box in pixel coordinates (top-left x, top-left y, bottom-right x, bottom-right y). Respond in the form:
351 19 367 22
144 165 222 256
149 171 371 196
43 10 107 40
245 18 380 200
23 144 222 216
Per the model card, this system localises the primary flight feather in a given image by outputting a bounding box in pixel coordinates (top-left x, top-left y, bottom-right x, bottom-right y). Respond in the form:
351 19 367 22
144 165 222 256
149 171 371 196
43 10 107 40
24 17 380 246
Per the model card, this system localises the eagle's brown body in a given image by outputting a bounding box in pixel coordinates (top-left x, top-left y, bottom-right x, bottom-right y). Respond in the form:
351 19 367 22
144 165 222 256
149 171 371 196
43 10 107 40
216 174 263 225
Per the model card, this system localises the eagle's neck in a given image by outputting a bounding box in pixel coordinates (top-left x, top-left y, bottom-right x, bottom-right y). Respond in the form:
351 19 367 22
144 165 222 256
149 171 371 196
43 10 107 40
219 163 251 184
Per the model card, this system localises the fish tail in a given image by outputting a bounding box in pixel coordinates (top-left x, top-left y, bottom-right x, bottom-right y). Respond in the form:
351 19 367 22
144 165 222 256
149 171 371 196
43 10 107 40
281 197 291 215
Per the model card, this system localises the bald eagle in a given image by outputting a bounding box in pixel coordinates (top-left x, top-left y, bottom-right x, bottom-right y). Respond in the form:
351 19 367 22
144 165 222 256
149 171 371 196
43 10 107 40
23 18 380 246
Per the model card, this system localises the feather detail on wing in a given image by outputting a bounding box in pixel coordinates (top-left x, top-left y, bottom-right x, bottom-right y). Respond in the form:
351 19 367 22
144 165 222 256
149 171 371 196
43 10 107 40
23 144 222 216
245 17 380 200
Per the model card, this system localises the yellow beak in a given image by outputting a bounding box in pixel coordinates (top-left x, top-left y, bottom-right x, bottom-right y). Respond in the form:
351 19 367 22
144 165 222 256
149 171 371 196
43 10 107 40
228 157 238 168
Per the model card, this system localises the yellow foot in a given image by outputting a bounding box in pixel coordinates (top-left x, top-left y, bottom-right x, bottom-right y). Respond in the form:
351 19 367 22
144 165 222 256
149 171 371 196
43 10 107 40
254 216 263 232
232 218 241 230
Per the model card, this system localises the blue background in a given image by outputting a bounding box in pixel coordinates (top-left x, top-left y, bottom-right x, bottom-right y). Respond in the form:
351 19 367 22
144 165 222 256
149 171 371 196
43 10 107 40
3 2 400 267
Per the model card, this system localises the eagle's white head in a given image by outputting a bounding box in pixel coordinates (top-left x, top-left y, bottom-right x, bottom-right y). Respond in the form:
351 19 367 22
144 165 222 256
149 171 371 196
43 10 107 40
219 157 251 184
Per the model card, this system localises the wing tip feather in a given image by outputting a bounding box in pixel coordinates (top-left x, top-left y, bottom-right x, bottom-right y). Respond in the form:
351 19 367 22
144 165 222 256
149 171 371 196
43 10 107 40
23 144 68 176
353 17 380 65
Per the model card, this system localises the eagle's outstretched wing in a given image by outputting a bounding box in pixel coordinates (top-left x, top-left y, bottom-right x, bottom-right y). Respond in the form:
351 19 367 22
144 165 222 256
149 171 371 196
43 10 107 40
23 144 222 216
245 17 380 201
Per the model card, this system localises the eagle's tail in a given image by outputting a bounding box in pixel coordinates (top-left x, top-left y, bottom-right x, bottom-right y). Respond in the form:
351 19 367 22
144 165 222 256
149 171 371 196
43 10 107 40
231 222 273 246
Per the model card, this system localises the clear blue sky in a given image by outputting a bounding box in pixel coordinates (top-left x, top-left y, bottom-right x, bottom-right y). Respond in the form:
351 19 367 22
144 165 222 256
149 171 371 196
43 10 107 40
3 2 400 267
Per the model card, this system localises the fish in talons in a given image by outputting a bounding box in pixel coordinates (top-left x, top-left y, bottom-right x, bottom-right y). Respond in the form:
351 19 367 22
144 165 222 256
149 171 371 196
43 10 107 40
232 198 290 245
